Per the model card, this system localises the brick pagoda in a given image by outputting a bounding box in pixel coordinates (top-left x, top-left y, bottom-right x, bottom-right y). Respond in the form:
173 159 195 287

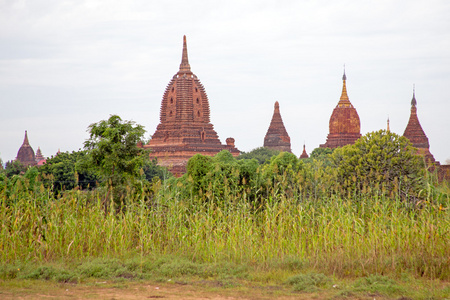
263 101 291 152
145 36 239 174
320 71 361 148
299 144 309 159
16 131 37 167
402 89 436 164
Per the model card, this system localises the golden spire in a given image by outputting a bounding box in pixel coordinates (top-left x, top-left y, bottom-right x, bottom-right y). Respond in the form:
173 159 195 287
338 67 352 107
179 35 191 73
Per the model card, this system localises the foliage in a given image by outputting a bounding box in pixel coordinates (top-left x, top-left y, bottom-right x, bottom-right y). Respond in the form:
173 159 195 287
38 150 99 192
142 158 172 183
4 160 27 177
329 130 426 200
82 115 148 207
184 151 259 200
286 272 330 292
1 178 449 281
309 147 333 160
304 147 333 166
237 147 280 164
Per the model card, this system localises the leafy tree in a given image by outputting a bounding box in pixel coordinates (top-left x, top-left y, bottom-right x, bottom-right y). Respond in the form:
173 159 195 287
185 153 214 195
308 147 333 163
259 152 304 197
82 115 148 207
329 130 425 200
237 147 280 164
184 150 259 200
39 150 99 192
143 158 172 182
4 160 27 177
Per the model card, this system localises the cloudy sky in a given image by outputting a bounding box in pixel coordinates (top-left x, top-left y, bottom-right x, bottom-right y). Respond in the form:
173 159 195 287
1 0 449 164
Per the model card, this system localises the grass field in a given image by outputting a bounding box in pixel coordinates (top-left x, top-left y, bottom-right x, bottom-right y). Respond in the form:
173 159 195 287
1 176 449 299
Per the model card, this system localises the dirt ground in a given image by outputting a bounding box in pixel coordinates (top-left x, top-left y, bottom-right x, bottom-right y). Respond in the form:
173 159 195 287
0 280 380 300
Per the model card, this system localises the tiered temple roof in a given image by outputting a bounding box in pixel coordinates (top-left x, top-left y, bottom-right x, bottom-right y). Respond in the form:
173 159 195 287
299 144 309 159
145 36 239 174
16 131 36 167
320 71 361 148
35 147 46 166
403 90 436 164
263 101 291 152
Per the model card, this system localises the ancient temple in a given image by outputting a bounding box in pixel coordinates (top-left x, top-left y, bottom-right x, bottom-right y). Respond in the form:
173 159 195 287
320 71 361 149
299 144 309 159
35 147 46 166
402 89 436 164
16 131 37 167
145 36 239 174
263 101 291 152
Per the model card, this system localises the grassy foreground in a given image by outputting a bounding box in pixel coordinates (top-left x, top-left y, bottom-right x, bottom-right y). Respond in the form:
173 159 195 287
1 179 450 298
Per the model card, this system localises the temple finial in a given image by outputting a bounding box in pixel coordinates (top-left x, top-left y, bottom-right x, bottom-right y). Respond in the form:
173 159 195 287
342 64 346 81
339 68 350 103
387 116 390 132
179 35 191 73
411 84 417 107
23 130 30 146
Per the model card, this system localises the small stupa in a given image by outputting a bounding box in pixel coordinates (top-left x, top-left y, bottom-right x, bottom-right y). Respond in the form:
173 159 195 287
263 101 291 152
402 88 436 164
35 147 46 166
299 144 309 159
16 131 36 167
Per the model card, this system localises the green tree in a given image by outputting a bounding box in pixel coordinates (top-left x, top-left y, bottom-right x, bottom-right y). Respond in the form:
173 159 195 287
83 115 148 208
309 147 333 161
184 150 259 201
39 150 99 193
143 158 172 183
329 130 425 200
4 160 27 177
237 147 280 164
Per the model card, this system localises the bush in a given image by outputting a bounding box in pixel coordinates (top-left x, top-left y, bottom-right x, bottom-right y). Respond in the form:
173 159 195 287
329 130 426 201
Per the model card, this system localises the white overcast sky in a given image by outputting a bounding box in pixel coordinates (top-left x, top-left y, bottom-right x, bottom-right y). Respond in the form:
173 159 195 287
1 0 449 164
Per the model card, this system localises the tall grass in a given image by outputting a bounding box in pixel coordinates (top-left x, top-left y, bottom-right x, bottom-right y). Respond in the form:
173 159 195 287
1 177 449 280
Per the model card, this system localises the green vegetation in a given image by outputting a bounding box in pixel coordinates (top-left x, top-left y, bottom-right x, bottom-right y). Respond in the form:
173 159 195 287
38 150 99 192
1 121 449 299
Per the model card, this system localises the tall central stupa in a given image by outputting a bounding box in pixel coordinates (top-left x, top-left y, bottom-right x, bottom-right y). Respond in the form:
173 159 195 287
320 70 361 148
145 36 239 174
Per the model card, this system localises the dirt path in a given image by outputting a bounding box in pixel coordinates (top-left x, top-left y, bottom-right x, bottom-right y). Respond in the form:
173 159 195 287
0 280 372 300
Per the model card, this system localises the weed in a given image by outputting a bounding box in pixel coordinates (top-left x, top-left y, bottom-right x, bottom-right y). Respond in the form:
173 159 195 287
285 272 330 292
353 274 406 295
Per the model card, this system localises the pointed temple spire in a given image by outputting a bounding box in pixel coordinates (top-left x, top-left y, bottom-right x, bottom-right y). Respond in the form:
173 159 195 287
338 68 352 107
16 130 36 167
178 35 191 74
411 84 417 107
263 101 291 152
299 143 309 159
320 69 361 149
387 116 390 132
23 130 30 146
35 146 47 166
403 88 435 164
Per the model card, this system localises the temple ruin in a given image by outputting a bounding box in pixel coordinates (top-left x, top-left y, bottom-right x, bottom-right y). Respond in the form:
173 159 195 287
144 36 239 174
263 101 291 152
320 71 361 149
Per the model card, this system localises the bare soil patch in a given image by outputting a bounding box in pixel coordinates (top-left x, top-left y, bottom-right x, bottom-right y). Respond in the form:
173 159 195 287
0 279 383 300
